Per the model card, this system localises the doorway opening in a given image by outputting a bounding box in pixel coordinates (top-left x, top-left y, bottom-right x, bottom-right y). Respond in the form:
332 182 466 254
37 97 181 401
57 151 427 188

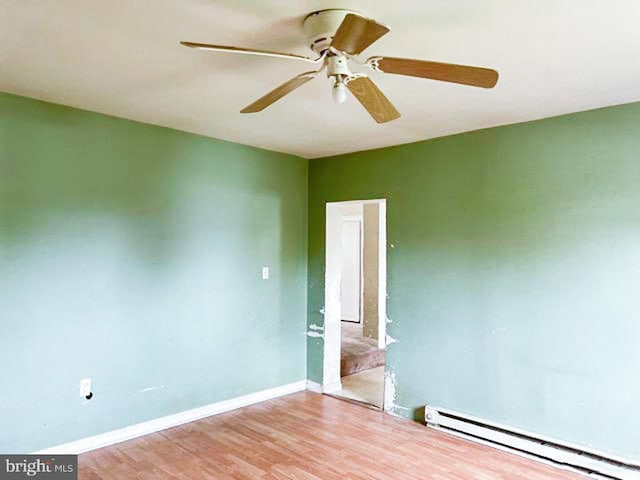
323 199 387 409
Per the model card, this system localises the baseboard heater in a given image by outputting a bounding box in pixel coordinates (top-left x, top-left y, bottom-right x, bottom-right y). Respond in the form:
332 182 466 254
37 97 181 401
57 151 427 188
424 405 640 480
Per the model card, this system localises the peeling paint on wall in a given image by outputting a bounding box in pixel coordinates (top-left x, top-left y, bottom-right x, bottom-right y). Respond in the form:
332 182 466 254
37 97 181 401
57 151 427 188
385 334 399 345
138 385 165 393
383 368 398 413
383 368 411 416
308 324 324 332
306 331 324 338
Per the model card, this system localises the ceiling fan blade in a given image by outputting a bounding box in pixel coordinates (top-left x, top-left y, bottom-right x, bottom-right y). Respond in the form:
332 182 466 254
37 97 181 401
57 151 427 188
345 75 400 123
331 14 390 55
241 71 317 113
368 57 499 88
180 42 319 63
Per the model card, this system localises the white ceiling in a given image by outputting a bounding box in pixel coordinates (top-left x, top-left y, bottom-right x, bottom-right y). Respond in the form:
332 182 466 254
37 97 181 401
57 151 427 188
2 1 640 158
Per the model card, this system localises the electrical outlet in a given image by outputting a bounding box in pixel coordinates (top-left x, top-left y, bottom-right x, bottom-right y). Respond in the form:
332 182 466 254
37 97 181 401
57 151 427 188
80 378 92 397
262 267 269 280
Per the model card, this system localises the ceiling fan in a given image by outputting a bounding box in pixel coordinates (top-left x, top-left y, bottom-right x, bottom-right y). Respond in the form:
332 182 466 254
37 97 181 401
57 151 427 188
181 9 499 123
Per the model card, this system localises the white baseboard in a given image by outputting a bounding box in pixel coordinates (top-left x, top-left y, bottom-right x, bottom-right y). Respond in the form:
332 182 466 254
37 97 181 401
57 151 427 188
306 380 342 394
305 380 323 393
35 380 307 455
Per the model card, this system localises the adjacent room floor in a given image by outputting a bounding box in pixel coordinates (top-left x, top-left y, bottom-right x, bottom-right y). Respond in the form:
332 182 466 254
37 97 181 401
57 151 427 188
79 392 586 479
335 366 384 407
335 321 386 407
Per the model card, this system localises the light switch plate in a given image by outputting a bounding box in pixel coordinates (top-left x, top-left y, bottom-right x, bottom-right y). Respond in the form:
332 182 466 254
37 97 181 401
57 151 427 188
262 267 269 280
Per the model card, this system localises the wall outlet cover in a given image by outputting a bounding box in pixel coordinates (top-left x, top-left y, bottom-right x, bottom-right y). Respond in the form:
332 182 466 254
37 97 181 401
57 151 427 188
80 378 92 397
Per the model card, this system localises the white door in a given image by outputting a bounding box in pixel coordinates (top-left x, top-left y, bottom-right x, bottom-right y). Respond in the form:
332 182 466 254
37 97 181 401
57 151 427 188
340 220 361 322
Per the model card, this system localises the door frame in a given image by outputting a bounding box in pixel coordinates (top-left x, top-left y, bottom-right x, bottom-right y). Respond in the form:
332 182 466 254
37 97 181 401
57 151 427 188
322 199 387 395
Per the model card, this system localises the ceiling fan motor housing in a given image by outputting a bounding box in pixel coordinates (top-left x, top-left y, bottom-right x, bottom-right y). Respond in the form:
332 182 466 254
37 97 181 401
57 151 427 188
303 9 366 54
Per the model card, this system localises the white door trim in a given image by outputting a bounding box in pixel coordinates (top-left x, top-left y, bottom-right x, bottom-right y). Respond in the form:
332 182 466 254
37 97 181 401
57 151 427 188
323 199 387 394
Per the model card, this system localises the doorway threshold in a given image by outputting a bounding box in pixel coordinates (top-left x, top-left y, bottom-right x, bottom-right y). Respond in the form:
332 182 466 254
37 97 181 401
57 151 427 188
324 392 381 411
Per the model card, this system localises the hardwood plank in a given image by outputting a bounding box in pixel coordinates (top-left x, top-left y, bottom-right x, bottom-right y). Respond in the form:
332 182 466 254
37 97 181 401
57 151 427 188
79 392 585 479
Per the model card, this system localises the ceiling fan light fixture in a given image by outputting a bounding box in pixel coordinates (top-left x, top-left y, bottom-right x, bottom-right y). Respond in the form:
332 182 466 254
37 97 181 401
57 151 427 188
332 79 347 104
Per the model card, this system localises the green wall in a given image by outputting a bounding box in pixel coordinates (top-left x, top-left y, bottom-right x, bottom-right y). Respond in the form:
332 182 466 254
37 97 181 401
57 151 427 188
0 93 308 453
4 90 640 461
308 102 640 460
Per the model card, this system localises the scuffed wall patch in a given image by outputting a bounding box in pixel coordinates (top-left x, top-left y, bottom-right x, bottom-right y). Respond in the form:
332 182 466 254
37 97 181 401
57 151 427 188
385 334 398 345
303 324 325 338
307 308 326 337
384 368 398 413
383 368 411 417
138 385 165 393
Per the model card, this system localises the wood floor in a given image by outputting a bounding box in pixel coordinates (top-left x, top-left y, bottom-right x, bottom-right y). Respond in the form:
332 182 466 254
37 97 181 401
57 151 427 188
79 391 585 479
